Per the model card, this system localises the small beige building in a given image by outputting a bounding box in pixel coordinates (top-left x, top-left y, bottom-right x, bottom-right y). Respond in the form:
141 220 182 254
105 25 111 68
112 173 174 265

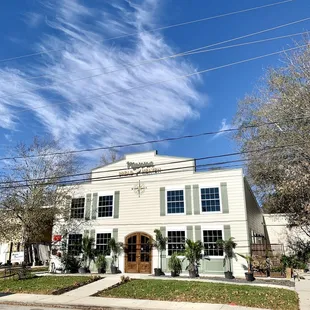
52 150 265 277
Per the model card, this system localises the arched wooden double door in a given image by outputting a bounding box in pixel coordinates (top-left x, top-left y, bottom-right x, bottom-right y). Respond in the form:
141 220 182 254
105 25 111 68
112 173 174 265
125 232 152 273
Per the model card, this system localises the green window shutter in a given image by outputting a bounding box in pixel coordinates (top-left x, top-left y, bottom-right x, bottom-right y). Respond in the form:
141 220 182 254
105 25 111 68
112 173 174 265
186 226 193 240
65 196 72 221
160 187 166 216
224 225 231 240
113 228 118 241
193 184 200 215
90 229 95 245
85 193 91 220
84 230 89 238
160 226 166 258
195 225 201 241
114 191 120 219
185 185 192 215
91 193 98 220
220 182 229 213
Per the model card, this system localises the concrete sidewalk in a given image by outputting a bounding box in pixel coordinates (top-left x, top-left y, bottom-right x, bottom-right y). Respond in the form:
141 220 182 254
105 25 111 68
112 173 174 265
295 273 310 310
0 294 267 310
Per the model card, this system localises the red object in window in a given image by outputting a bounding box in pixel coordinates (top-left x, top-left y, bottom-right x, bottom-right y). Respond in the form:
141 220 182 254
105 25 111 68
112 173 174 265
53 235 62 242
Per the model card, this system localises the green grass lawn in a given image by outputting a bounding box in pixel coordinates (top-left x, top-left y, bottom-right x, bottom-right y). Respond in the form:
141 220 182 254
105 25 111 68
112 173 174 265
97 279 299 310
0 276 97 294
0 266 48 278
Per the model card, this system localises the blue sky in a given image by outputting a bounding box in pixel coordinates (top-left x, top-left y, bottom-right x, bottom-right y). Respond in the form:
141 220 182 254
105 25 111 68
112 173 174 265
0 0 309 168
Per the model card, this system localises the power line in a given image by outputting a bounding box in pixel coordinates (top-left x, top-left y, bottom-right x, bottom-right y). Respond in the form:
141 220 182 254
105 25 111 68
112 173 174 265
0 0 292 65
9 43 308 117
0 141 305 187
2 29 308 102
0 115 308 161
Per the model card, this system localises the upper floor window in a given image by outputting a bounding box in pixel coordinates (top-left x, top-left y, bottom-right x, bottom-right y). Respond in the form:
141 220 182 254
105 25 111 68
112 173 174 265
203 230 223 257
167 190 184 214
201 187 220 212
98 195 113 217
68 234 82 256
71 198 85 218
167 230 185 256
96 233 111 255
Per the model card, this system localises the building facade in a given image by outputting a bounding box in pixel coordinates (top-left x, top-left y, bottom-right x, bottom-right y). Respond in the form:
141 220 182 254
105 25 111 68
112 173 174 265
52 151 265 277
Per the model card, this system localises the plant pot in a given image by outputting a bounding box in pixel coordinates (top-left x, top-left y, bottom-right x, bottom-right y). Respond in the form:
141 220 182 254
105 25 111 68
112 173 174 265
189 270 197 278
245 272 255 281
224 271 234 279
171 271 179 277
154 268 162 276
111 266 118 274
97 268 106 274
78 267 87 274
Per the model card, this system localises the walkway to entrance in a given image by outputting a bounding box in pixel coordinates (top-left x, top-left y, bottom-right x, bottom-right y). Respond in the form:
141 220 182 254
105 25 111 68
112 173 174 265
124 232 152 274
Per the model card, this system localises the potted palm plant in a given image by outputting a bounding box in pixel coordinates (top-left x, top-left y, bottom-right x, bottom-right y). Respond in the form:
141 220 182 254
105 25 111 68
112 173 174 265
238 253 254 281
182 239 205 278
79 236 96 274
95 254 107 274
109 237 123 274
152 229 168 276
217 237 237 279
168 252 182 277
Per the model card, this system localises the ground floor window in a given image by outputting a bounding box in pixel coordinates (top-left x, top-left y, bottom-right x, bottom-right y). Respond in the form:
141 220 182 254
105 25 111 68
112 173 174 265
203 230 223 256
68 234 82 256
96 233 111 255
167 230 185 256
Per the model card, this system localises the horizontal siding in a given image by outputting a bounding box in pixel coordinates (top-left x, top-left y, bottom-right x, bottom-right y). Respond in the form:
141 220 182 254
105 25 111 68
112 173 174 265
53 152 252 277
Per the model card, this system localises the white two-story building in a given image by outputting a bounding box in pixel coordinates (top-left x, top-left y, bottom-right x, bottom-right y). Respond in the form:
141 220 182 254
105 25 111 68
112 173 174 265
52 150 265 277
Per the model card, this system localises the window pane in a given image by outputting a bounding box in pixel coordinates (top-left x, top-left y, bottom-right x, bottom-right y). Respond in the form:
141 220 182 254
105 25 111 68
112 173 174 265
68 234 82 256
167 231 185 256
96 233 111 255
201 188 221 212
203 230 223 256
71 198 85 219
167 190 184 214
98 195 113 217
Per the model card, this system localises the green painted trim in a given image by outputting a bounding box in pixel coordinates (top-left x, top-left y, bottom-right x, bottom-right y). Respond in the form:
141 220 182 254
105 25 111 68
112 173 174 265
92 193 98 220
220 182 229 213
114 191 120 218
193 184 200 215
90 229 95 241
113 228 118 241
160 187 165 216
186 226 193 240
195 225 201 241
185 185 192 215
85 193 91 220
224 225 231 240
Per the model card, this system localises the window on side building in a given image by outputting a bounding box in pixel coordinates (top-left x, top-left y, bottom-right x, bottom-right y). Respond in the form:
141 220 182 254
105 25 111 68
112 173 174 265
167 190 184 214
203 230 223 257
96 233 112 255
98 195 113 217
167 231 185 256
201 187 221 212
71 198 85 218
68 234 83 256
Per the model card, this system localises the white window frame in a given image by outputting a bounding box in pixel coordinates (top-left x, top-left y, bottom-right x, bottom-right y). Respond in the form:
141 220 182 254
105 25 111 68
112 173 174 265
95 229 113 258
70 194 86 220
166 226 186 258
201 225 224 259
199 185 222 214
165 187 186 216
97 192 114 219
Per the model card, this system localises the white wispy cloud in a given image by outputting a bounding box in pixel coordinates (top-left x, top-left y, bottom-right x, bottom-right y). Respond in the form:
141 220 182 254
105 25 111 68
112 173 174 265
212 118 233 140
0 0 205 156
